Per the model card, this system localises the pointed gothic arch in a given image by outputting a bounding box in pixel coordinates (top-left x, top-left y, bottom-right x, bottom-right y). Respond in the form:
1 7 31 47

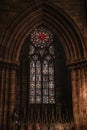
0 1 87 130
0 1 86 65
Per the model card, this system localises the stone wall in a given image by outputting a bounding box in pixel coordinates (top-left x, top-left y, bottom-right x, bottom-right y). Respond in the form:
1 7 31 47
0 0 87 130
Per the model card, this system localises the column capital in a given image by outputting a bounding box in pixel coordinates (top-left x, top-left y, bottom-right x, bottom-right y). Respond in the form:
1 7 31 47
0 60 19 71
67 60 87 70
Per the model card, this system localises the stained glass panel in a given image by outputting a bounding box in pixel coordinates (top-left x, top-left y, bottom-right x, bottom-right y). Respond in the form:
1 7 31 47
36 89 41 95
49 89 54 96
43 82 48 89
36 83 41 88
32 55 38 61
36 96 41 103
29 26 55 104
42 60 49 101
49 75 54 81
29 45 35 55
43 89 48 95
30 89 35 95
29 60 35 103
49 46 55 55
49 62 55 103
30 82 35 89
43 96 48 104
49 96 55 104
30 60 35 67
36 60 41 104
49 81 54 89
30 26 53 48
30 96 35 103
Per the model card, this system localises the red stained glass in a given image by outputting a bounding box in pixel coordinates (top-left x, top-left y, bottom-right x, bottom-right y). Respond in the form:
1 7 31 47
30 26 53 48
37 33 46 42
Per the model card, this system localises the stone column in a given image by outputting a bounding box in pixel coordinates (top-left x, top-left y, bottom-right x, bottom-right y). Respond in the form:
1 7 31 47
0 64 7 130
70 67 80 130
3 64 10 130
81 66 87 129
77 68 83 129
0 62 18 130
9 65 17 130
76 64 87 130
85 65 87 129
0 64 2 128
0 64 5 129
70 62 87 130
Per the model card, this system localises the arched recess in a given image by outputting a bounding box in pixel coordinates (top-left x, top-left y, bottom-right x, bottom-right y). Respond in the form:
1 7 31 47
18 24 74 130
0 1 86 65
0 1 86 130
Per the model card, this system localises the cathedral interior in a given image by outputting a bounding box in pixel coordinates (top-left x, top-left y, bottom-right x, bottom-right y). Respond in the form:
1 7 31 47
0 0 87 130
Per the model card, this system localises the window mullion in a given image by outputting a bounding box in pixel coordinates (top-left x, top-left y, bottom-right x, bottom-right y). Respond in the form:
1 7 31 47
41 61 43 124
35 61 36 104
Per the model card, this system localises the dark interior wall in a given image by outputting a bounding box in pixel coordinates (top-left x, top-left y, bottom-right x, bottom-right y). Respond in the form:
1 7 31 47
0 0 86 25
0 0 86 31
0 1 87 130
0 0 87 59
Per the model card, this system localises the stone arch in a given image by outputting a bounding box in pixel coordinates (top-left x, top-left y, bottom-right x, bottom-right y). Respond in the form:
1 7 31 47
1 1 86 65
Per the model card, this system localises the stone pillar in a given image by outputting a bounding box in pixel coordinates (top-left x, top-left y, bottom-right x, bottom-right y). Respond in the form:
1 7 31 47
78 68 83 129
9 65 17 130
0 64 2 128
85 65 87 129
0 62 18 130
70 62 87 130
77 65 87 130
81 66 87 129
0 64 5 130
1 64 7 130
70 67 80 130
3 64 10 130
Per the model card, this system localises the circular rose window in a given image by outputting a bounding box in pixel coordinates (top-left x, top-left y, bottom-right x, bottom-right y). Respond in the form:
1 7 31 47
30 26 53 48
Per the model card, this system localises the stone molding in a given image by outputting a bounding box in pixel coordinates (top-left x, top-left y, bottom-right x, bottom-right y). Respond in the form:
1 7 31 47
67 59 87 70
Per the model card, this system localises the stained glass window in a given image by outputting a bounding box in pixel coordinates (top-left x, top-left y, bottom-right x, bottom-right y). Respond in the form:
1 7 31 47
29 26 55 104
30 26 53 48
